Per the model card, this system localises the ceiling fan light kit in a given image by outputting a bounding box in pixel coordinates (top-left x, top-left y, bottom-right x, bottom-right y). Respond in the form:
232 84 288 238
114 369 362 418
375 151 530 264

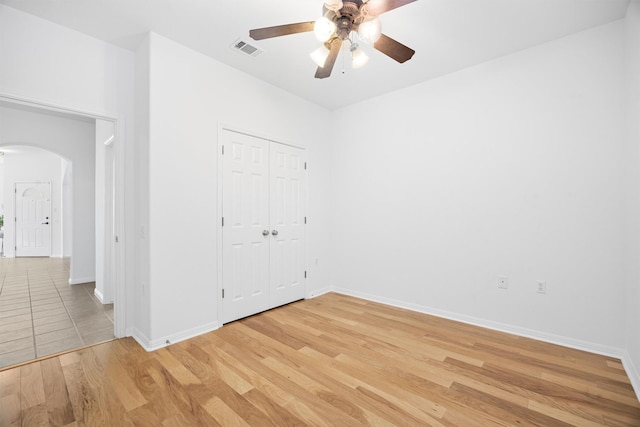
249 0 416 79
350 44 369 68
314 16 336 42
310 45 331 67
358 17 382 44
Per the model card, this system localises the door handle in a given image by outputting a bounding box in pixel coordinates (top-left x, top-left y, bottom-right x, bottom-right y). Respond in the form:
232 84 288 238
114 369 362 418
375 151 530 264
271 230 278 236
42 222 49 225
262 230 269 237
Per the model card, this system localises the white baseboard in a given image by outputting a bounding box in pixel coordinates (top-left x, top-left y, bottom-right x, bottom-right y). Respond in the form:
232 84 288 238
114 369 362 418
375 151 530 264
93 288 113 305
333 287 626 359
69 276 96 285
94 288 105 304
131 328 152 350
622 351 640 401
132 322 220 352
306 286 332 299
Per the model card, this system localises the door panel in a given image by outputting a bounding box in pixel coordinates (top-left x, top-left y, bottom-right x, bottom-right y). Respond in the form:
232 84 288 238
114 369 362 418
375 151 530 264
269 143 305 308
222 130 306 323
222 131 270 323
15 182 52 257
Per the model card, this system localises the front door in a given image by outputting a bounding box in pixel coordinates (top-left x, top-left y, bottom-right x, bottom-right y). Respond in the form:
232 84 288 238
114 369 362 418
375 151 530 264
15 182 52 257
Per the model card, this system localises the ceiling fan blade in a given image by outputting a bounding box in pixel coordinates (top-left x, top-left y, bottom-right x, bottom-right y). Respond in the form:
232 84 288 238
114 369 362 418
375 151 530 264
315 39 342 79
374 33 415 63
249 21 315 40
364 0 417 16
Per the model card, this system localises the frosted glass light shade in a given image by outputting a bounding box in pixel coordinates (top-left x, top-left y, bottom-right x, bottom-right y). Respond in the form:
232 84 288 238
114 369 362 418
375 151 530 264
310 45 330 67
351 47 368 69
314 16 336 42
324 0 343 11
358 18 382 44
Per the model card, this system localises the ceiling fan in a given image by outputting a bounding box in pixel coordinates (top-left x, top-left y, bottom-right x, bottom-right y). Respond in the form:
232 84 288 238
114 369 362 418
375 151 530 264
249 0 417 79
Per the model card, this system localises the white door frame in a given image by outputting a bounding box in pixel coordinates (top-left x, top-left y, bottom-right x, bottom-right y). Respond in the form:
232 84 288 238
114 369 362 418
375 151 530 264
217 124 307 325
0 93 126 338
14 181 52 257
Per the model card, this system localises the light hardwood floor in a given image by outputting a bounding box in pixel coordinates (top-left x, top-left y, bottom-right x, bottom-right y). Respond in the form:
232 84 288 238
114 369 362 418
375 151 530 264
1 293 638 426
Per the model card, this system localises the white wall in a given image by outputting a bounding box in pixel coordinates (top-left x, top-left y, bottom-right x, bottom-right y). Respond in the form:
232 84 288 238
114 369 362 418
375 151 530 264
3 4 638 390
95 119 115 303
330 21 628 354
0 106 96 283
62 162 72 258
1 146 64 257
134 34 151 341
137 33 333 348
0 4 135 333
623 0 640 393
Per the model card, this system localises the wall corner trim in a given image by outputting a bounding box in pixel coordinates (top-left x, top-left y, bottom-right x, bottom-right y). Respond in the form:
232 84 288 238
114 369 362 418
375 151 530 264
622 351 640 402
132 322 220 352
306 287 332 299
93 288 106 304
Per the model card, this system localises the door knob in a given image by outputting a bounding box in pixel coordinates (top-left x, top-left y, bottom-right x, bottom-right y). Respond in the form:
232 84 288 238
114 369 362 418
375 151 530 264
271 230 278 236
262 230 269 237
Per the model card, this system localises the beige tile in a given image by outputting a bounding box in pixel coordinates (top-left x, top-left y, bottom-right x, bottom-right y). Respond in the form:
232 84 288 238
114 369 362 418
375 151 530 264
30 297 62 307
29 290 58 299
32 308 68 320
36 335 83 358
33 313 71 326
0 326 33 344
0 289 29 298
66 309 102 320
35 327 78 346
0 312 32 323
63 297 96 307
0 307 31 322
80 329 114 346
0 319 32 333
0 346 36 369
0 300 30 307
0 301 31 311
31 302 65 313
34 319 74 335
0 295 29 304
0 336 34 355
75 316 113 332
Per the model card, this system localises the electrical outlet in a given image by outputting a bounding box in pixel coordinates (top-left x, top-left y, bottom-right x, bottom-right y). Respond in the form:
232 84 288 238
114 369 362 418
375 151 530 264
537 280 547 294
498 275 508 289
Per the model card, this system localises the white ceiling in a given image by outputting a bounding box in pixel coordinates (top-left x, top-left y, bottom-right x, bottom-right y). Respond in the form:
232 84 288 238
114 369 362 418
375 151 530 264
0 0 630 110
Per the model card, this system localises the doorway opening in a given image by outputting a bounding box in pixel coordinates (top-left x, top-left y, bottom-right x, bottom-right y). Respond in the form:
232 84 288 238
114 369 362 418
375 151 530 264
0 100 121 369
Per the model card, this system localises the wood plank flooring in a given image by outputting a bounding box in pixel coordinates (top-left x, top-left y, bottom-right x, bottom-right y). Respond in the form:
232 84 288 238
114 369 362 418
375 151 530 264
1 292 638 426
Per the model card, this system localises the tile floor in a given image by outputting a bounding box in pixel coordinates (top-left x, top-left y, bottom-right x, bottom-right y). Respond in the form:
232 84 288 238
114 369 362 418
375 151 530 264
0 257 114 370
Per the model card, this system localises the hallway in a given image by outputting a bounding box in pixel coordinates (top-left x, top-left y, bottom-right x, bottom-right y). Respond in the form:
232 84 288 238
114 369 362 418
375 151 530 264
0 257 114 369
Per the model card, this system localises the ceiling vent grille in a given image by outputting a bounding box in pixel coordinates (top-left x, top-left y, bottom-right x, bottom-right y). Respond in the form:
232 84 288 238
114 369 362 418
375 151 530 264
231 39 264 58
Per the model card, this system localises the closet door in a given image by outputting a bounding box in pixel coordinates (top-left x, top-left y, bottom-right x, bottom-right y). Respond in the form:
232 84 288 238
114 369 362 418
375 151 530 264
269 143 306 308
221 130 306 324
221 131 270 324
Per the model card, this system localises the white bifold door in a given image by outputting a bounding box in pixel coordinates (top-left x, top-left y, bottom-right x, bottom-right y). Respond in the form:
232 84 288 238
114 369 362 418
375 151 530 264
222 130 306 324
15 182 52 257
